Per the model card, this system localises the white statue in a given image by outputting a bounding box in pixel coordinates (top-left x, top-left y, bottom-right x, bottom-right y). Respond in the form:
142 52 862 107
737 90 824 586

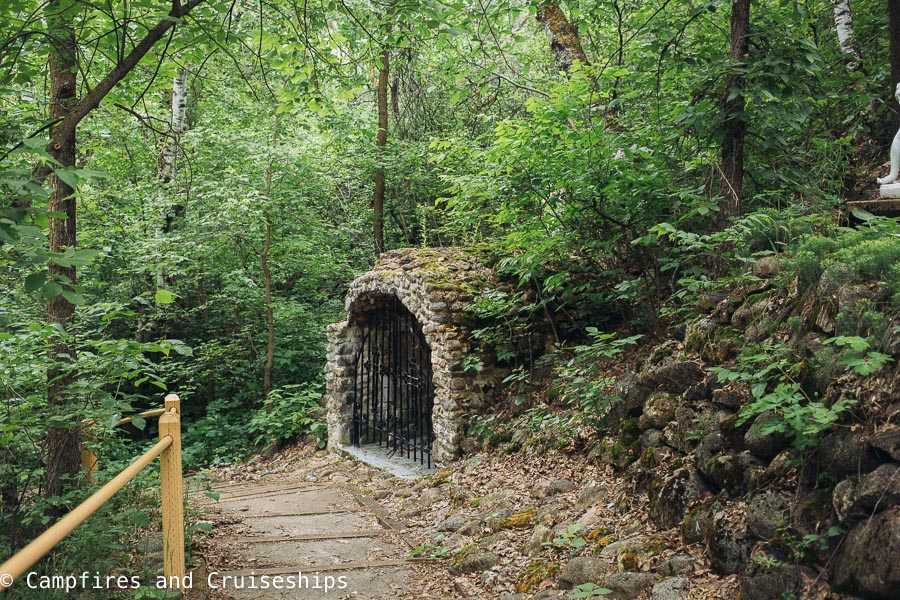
877 83 900 185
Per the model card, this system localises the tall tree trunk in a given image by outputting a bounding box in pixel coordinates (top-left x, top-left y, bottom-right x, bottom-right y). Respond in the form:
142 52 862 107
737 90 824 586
262 114 279 408
156 67 188 291
39 0 206 501
831 0 862 67
373 10 393 256
44 0 81 501
719 0 750 224
536 2 589 74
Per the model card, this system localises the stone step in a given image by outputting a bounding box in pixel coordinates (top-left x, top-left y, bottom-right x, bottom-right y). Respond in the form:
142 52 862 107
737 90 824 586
228 529 390 544
847 199 900 218
206 565 413 599
230 536 407 567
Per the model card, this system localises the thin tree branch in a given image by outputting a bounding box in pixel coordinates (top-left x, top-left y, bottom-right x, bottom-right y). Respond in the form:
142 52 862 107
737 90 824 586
51 0 207 147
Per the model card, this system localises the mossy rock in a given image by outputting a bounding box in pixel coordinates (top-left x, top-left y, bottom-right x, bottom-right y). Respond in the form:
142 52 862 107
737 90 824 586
592 534 617 554
685 331 703 354
620 418 641 445
681 501 714 545
585 527 612 542
639 446 659 468
448 543 478 567
495 507 537 530
429 469 454 487
703 453 754 496
515 559 559 593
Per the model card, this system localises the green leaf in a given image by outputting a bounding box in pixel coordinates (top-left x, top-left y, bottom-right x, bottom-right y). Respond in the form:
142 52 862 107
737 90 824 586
204 490 221 501
129 510 151 527
850 208 877 222
59 289 86 305
43 281 63 299
155 289 175 304
131 415 146 431
53 167 79 189
67 248 99 267
25 272 46 292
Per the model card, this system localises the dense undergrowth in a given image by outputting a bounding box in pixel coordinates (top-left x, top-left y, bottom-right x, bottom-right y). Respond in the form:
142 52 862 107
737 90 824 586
470 208 898 453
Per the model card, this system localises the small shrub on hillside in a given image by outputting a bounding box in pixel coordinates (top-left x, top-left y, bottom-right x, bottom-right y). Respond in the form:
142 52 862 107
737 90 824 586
553 329 642 430
181 397 250 468
248 382 326 447
791 212 900 298
717 328 894 455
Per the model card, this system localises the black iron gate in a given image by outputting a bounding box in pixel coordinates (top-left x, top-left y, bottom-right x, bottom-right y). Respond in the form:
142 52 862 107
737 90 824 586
352 296 435 467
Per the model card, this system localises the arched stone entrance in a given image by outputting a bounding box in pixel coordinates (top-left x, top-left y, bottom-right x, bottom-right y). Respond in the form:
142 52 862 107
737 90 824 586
352 295 435 465
324 248 502 466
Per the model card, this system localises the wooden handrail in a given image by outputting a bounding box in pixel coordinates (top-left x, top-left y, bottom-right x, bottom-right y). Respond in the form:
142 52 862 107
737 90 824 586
81 406 171 482
118 407 167 426
0 394 185 592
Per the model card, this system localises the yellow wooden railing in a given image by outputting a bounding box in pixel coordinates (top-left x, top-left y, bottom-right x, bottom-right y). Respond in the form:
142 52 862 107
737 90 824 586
80 407 169 483
0 394 185 593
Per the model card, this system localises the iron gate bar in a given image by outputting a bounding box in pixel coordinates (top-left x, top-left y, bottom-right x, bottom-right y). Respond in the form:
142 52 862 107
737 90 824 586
352 297 434 467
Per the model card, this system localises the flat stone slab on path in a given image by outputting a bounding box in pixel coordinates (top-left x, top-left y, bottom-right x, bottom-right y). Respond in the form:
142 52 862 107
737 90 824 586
213 487 359 515
212 567 414 600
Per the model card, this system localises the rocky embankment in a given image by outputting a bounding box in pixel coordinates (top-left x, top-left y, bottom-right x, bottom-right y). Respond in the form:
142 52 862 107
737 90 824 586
377 259 899 599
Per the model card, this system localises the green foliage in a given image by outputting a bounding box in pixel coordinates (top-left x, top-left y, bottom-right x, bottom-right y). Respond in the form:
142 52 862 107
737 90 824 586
773 521 845 563
552 329 642 429
0 0 896 583
408 541 452 560
461 355 485 372
467 414 506 446
790 213 900 298
181 397 254 469
1 463 165 599
248 383 327 447
568 582 613 598
468 288 538 368
822 336 893 376
641 207 828 321
712 341 856 453
544 523 587 550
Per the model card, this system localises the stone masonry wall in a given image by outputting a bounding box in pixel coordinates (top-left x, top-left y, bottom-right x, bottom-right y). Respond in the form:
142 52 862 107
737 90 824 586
324 248 503 465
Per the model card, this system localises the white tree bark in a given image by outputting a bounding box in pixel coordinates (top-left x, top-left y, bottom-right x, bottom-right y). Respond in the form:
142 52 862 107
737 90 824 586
156 68 188 290
832 0 862 67
159 68 188 186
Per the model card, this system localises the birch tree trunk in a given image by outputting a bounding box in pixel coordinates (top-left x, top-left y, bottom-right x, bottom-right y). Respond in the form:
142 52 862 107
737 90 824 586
718 0 750 224
156 67 189 290
831 0 862 67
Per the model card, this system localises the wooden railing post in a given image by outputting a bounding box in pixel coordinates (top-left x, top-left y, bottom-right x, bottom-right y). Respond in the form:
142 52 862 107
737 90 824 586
158 395 184 590
80 421 97 484
164 393 180 416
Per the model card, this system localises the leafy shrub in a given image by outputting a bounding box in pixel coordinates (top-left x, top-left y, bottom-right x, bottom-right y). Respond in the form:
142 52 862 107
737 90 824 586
552 329 642 430
792 212 900 297
712 341 860 453
247 382 326 447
